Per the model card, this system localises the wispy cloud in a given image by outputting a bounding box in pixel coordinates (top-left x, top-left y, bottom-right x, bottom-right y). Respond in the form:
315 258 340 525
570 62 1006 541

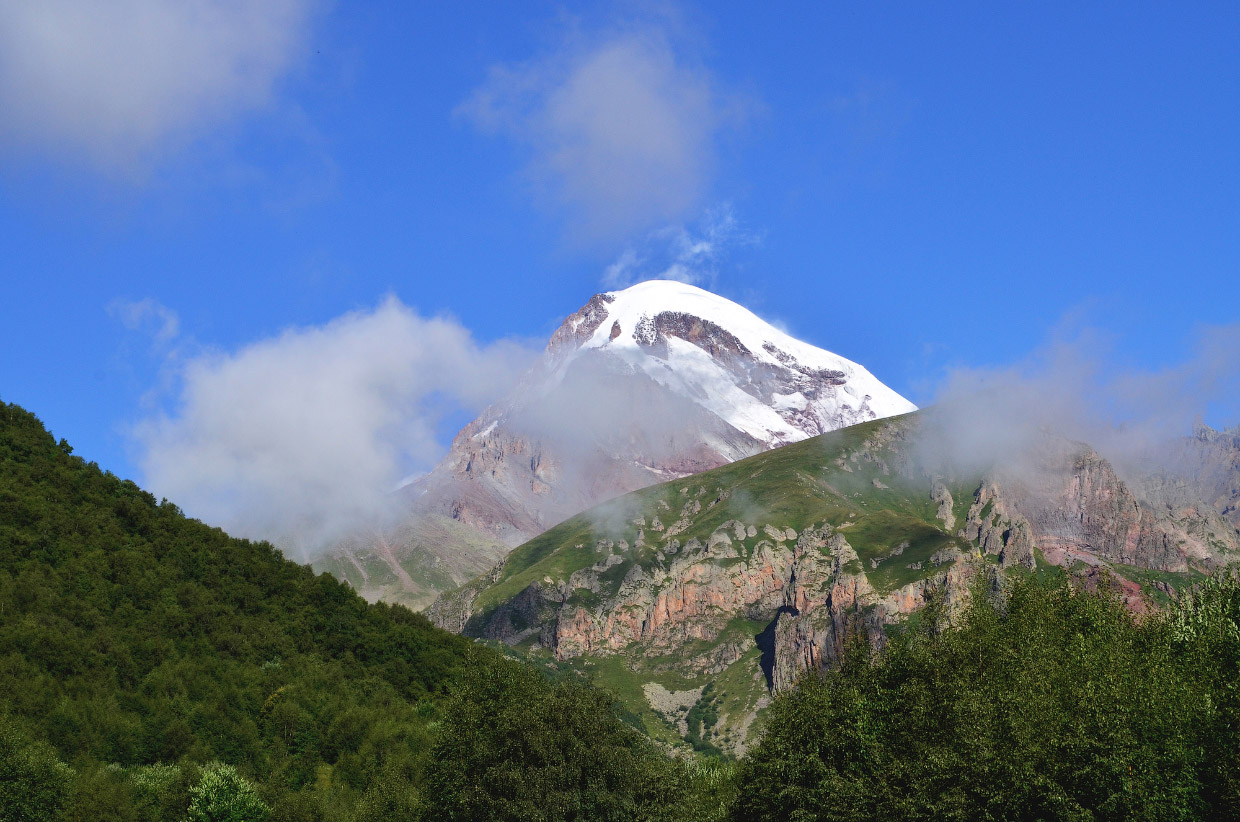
458 18 748 243
601 204 758 289
0 0 319 172
126 297 537 559
108 297 182 347
918 322 1240 478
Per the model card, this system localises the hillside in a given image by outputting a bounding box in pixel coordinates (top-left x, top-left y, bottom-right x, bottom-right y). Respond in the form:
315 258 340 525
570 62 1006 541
430 411 1240 754
0 400 479 817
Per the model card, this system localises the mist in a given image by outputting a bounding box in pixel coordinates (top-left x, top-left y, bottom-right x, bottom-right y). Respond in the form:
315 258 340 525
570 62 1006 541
132 297 537 560
915 323 1240 482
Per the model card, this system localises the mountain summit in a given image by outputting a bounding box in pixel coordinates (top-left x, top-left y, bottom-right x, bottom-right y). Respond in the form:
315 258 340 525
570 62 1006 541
547 280 915 445
319 280 916 607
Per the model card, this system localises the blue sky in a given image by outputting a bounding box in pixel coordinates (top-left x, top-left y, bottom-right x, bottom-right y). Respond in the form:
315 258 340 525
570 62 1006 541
1 2 1237 520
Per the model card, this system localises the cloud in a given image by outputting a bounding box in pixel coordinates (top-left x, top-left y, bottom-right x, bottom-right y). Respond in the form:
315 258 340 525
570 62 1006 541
0 0 318 170
130 297 537 558
601 204 757 289
108 298 181 347
917 323 1240 479
459 22 744 241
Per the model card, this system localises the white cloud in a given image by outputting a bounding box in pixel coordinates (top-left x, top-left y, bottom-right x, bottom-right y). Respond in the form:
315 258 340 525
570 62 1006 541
601 204 757 289
130 297 537 558
918 323 1240 478
109 297 181 346
459 24 742 241
0 0 318 170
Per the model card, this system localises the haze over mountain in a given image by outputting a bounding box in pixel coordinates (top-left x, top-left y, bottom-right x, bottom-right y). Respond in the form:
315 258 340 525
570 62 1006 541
318 280 915 608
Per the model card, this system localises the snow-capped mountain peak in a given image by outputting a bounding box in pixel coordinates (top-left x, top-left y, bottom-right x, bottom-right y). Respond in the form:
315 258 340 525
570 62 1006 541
324 280 916 609
553 279 916 447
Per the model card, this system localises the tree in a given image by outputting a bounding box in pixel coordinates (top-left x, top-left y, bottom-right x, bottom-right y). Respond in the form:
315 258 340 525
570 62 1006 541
733 575 1203 821
419 651 687 822
184 764 270 822
0 719 73 822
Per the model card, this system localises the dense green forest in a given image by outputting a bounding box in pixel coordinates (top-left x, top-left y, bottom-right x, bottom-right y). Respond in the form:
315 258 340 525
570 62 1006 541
0 401 702 820
2 398 1239 820
735 573 1240 821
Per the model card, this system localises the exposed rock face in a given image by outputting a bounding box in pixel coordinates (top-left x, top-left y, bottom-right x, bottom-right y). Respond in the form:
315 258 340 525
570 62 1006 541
459 521 793 663
932 480 956 531
321 280 915 608
960 479 1036 570
547 292 615 353
460 520 935 676
769 530 876 692
1171 423 1240 532
452 511 987 698
1001 440 1233 572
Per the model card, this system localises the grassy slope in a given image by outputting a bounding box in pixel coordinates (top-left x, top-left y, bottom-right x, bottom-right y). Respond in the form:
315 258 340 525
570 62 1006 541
484 417 875 608
471 414 978 616
455 414 987 753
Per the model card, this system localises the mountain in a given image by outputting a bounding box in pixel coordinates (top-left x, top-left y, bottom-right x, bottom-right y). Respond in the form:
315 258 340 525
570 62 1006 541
318 280 916 609
427 412 1240 755
6 395 1234 818
1174 422 1240 531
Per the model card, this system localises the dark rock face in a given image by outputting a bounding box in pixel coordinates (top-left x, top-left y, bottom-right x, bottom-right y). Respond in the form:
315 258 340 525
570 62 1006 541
634 311 752 360
546 292 614 354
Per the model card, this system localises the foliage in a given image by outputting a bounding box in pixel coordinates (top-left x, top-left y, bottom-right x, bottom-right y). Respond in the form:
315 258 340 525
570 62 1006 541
733 574 1234 821
419 650 694 822
185 763 270 822
685 683 723 755
0 717 73 822
1169 569 1240 814
0 401 476 816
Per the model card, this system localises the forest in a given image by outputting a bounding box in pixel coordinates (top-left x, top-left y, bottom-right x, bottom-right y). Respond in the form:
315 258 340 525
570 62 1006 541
2 399 1238 821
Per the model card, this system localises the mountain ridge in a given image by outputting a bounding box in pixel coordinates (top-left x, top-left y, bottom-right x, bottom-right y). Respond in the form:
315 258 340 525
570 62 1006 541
428 411 1240 754
319 280 915 609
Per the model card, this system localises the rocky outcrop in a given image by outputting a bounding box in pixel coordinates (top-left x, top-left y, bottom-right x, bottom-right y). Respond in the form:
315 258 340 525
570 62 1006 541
472 521 794 662
547 292 615 354
960 479 1036 570
1002 442 1236 572
932 480 956 532
459 514 984 695
1174 423 1240 532
769 530 877 691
